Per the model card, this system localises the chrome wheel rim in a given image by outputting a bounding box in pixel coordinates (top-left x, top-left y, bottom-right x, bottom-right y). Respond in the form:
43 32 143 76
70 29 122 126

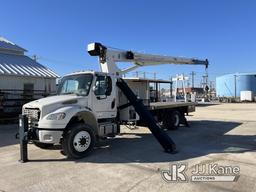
73 131 91 152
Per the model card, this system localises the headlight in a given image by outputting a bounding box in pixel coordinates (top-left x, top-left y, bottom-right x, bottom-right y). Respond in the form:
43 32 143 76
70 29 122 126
46 112 66 120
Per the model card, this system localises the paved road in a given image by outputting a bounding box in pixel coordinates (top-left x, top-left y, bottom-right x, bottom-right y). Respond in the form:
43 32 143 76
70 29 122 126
0 103 255 192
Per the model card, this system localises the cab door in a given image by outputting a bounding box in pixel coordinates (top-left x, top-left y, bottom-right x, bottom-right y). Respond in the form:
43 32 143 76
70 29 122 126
91 75 117 119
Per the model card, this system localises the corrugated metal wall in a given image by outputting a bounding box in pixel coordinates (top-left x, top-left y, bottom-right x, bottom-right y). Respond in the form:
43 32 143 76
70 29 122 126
0 75 56 92
0 75 57 118
216 73 256 97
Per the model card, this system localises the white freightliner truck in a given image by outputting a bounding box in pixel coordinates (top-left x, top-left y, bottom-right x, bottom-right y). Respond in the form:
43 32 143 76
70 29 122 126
21 42 208 159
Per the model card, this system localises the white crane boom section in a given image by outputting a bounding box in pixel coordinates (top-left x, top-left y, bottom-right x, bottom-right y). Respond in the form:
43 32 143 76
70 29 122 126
87 42 208 75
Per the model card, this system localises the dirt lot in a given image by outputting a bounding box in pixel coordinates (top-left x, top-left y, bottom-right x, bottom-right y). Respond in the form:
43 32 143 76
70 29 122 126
0 103 255 192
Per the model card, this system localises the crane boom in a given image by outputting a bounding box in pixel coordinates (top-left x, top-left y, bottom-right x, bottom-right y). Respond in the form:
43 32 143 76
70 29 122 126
87 42 209 75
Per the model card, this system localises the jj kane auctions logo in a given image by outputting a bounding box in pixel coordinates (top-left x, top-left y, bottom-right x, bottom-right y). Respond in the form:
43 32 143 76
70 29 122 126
161 163 240 182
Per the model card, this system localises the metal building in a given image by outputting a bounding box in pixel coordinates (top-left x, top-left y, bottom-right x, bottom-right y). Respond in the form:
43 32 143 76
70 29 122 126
0 36 59 118
216 73 256 98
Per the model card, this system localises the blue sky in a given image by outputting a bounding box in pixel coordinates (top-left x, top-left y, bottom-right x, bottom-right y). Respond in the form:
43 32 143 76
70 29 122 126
1 0 256 86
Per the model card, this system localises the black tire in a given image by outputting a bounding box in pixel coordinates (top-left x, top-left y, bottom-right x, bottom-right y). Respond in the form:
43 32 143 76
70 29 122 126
62 123 96 159
163 110 181 130
33 141 54 149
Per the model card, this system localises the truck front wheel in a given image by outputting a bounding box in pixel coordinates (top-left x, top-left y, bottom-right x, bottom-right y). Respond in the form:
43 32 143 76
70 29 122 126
62 124 96 159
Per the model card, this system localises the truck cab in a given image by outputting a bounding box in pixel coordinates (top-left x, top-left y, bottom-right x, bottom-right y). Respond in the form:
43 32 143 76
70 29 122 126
23 71 119 158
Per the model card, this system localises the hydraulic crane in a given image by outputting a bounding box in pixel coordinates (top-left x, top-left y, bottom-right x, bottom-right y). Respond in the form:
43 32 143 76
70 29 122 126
88 42 208 153
87 42 208 75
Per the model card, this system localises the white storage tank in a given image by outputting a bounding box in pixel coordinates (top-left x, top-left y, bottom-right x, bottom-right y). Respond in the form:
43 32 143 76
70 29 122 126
216 73 256 98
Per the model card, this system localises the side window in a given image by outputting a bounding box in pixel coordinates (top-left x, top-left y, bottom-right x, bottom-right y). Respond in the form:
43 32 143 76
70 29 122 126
94 76 112 96
94 76 106 95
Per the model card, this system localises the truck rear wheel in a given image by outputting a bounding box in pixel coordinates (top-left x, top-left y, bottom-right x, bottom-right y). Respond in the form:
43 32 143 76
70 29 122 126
62 124 96 159
163 111 181 130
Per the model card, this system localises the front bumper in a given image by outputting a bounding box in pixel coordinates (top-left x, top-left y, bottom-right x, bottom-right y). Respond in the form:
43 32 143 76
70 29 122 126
29 120 66 144
29 127 64 144
38 129 63 144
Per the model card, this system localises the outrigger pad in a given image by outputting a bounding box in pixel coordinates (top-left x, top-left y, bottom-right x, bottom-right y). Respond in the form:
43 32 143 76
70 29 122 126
116 78 177 153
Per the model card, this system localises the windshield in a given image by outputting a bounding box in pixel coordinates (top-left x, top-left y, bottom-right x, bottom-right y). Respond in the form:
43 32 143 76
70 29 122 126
57 74 93 96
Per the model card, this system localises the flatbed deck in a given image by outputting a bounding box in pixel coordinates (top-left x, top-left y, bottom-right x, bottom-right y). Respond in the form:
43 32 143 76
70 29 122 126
149 101 196 111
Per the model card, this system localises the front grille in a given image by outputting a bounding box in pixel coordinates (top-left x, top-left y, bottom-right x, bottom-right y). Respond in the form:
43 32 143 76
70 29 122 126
23 108 40 122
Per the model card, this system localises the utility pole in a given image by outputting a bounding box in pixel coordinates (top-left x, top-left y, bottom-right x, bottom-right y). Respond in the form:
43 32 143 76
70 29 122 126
202 72 209 88
170 76 173 99
202 69 209 102
190 71 196 88
234 74 237 99
205 69 209 86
